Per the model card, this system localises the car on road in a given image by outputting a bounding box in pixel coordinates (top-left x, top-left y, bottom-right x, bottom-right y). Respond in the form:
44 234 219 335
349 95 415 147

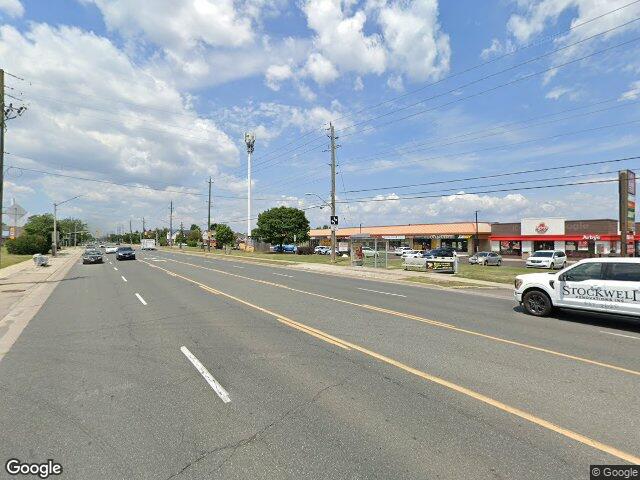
116 246 136 261
99 244 105 249
515 258 640 317
105 245 118 254
401 249 423 258
469 251 502 266
82 248 103 264
394 246 413 256
525 250 567 269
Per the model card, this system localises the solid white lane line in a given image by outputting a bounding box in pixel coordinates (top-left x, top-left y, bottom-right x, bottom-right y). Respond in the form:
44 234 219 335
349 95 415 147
232 265 245 269
599 330 640 340
121 276 127 282
180 346 231 403
272 272 293 278
109 261 112 264
135 293 147 305
357 287 407 298
113 267 118 271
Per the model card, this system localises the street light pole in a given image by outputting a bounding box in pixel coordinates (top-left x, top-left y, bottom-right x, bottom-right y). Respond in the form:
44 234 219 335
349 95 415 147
52 194 83 256
207 176 212 252
244 133 255 244
474 210 479 254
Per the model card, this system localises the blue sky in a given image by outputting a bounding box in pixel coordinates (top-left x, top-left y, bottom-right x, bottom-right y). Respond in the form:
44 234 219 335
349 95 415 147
2 0 640 235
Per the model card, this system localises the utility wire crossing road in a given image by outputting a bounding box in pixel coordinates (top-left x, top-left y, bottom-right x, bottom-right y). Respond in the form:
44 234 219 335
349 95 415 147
0 248 638 479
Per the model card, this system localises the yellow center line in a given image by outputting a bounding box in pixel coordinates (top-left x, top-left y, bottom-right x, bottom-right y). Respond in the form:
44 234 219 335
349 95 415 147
139 258 640 464
158 255 640 378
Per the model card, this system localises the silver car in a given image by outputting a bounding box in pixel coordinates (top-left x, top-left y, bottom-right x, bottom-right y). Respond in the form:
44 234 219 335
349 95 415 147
469 251 502 266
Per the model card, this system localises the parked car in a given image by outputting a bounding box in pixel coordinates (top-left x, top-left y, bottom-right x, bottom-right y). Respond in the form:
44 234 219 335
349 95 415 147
401 250 423 258
424 248 456 258
525 250 567 269
105 245 118 254
515 258 640 317
99 244 105 249
116 246 136 261
314 246 330 255
272 244 297 253
361 247 379 257
394 246 413 256
469 251 502 266
82 248 103 264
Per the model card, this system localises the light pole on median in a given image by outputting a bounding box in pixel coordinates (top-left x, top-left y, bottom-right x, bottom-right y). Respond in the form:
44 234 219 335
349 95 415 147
52 194 83 256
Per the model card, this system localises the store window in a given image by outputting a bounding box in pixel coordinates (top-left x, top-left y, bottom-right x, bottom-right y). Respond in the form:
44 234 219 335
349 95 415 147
499 241 521 256
441 239 468 252
533 241 555 251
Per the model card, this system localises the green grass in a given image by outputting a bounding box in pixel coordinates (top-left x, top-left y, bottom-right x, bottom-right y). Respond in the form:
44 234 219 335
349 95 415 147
454 263 533 284
402 276 490 289
0 246 32 269
161 246 352 266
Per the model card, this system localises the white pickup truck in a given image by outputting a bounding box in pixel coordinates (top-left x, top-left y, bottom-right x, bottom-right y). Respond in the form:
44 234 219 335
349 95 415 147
515 257 640 317
141 239 157 250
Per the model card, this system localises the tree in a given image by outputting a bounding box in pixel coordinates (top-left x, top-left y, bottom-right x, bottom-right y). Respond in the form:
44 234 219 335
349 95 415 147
5 234 49 255
189 224 200 232
23 214 55 252
215 224 234 247
188 227 202 247
252 206 309 249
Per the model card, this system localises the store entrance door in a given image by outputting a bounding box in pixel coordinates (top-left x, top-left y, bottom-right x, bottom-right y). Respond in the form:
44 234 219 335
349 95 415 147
533 241 554 251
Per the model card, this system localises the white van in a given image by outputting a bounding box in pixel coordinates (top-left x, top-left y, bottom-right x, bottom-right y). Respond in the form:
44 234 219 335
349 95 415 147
515 258 640 317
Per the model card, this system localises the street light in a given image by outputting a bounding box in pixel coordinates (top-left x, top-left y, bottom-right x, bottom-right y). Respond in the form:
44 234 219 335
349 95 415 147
52 194 83 256
304 192 330 208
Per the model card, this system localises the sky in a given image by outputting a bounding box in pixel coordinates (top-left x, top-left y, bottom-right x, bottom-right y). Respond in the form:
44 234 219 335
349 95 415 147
2 0 640 236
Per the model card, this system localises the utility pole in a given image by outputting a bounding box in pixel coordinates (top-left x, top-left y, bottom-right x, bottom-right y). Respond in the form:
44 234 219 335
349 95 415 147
244 133 255 244
207 176 212 252
169 200 173 247
329 122 337 263
129 219 133 247
474 210 479 254
0 69 4 266
179 221 184 249
52 203 57 255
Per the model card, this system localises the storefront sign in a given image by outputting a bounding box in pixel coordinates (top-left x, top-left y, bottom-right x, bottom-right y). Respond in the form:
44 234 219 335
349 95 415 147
426 234 455 239
535 223 549 234
582 234 601 241
382 235 405 240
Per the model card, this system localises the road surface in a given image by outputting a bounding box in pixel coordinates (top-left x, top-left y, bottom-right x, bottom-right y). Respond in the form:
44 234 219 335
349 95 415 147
1 248 638 479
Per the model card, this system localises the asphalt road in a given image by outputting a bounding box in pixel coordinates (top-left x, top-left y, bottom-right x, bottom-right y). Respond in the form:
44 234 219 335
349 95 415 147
0 248 638 479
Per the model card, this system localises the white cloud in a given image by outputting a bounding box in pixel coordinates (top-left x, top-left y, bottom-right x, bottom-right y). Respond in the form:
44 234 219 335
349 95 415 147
265 63 293 90
0 23 243 212
545 85 578 100
297 83 317 101
386 74 404 92
620 80 640 100
304 52 339 84
480 38 515 60
85 0 254 51
354 76 364 91
303 0 387 76
0 0 23 17
377 0 450 81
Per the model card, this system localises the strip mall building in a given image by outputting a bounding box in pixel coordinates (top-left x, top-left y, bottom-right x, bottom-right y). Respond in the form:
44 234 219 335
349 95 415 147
490 218 640 258
310 222 492 254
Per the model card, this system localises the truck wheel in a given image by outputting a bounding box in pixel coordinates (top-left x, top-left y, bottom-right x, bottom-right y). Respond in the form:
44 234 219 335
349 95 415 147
522 290 552 317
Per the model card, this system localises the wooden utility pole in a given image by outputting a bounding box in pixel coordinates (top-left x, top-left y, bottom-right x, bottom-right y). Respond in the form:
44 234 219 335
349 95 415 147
0 70 4 266
207 177 212 252
329 122 337 263
169 201 173 247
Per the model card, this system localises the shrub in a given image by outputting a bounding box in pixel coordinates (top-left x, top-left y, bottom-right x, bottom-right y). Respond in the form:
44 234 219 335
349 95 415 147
296 245 313 255
187 240 198 247
5 234 49 255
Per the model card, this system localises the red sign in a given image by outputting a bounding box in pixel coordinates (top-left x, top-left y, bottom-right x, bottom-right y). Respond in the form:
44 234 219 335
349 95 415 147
535 222 549 234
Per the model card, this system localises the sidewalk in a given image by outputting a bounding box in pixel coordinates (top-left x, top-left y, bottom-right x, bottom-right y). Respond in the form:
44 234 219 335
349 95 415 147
0 248 82 360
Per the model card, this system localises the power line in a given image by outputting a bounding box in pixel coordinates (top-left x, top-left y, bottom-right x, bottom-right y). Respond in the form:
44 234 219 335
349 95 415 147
3 161 271 200
328 0 640 126
338 33 640 140
344 154 640 194
335 178 621 205
347 96 635 163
